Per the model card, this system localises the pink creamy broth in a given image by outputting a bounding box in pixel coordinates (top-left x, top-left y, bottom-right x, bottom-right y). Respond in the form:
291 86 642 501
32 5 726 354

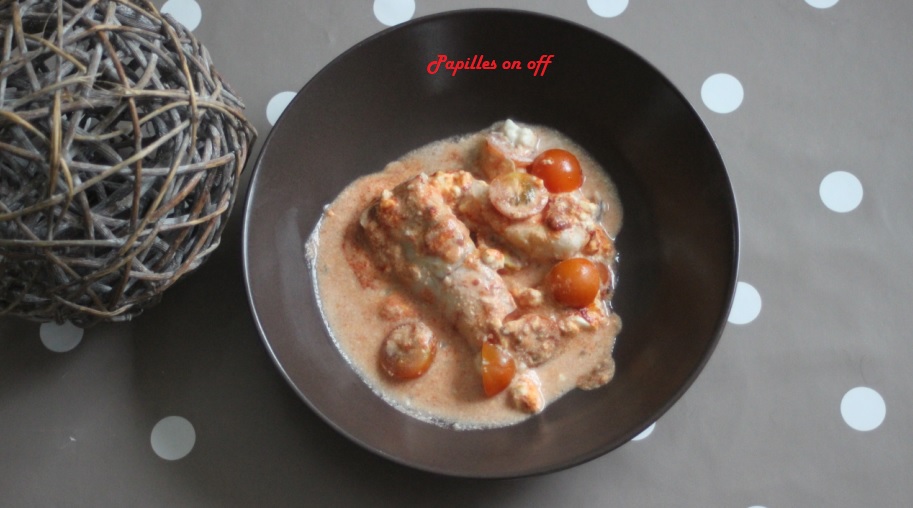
309 123 623 429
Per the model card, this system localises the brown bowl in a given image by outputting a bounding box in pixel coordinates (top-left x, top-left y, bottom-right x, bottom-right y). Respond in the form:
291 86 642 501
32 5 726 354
242 9 738 478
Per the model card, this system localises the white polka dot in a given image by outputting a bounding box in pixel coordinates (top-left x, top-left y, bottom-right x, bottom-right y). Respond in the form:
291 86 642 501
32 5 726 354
587 0 629 18
806 0 838 8
819 171 863 213
701 73 744 114
373 0 415 26
841 387 886 432
40 321 83 353
151 416 196 460
631 422 655 441
161 0 202 31
728 281 762 325
266 91 296 126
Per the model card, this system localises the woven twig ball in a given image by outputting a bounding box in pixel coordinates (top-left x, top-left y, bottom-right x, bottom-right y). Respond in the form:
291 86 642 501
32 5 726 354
0 0 256 325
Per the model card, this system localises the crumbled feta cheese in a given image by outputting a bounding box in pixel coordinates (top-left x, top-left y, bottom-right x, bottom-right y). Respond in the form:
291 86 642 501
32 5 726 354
518 127 537 149
509 371 545 414
512 287 543 307
503 119 521 142
502 119 537 150
480 247 505 270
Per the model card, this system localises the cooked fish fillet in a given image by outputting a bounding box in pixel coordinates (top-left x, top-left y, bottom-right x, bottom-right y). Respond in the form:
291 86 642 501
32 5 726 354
359 172 517 349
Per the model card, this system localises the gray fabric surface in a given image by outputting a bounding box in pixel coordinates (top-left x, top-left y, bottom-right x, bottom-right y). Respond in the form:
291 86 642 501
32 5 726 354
2 1 909 506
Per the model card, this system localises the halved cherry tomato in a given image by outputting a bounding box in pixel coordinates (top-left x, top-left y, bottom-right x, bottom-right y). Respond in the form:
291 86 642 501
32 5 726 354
546 258 601 308
379 322 437 379
488 172 548 220
481 342 516 397
529 149 583 193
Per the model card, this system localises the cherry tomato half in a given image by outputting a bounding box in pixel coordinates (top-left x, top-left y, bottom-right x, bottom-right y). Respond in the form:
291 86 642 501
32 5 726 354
546 258 601 308
488 171 549 220
481 342 516 397
529 149 583 193
380 322 437 380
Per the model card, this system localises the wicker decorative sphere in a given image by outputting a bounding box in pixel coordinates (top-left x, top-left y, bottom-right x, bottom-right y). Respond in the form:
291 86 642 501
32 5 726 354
0 0 256 325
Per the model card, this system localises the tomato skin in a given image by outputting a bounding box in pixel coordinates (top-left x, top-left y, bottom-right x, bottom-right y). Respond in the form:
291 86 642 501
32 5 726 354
379 322 437 380
481 342 516 397
546 258 601 308
529 149 583 193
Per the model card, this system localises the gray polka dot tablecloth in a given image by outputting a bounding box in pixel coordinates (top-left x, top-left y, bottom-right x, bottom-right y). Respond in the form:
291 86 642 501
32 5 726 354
2 1 911 506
